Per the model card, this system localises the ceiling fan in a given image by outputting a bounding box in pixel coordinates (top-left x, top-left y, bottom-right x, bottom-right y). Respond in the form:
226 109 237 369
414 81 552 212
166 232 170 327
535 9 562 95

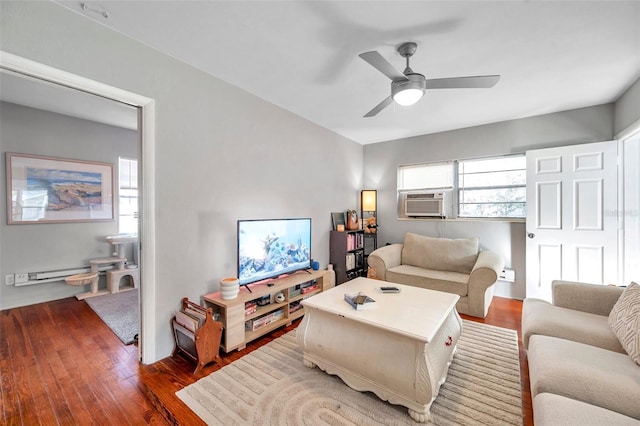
359 42 500 117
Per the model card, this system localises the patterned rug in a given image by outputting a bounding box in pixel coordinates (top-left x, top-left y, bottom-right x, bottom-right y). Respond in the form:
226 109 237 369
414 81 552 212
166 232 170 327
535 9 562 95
177 320 522 425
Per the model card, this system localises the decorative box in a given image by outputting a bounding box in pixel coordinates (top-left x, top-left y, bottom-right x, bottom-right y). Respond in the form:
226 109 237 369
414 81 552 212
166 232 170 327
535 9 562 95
244 301 257 316
245 309 283 332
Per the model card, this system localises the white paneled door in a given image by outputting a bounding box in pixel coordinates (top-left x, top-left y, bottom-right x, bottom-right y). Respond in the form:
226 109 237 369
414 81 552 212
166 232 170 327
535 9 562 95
526 141 618 301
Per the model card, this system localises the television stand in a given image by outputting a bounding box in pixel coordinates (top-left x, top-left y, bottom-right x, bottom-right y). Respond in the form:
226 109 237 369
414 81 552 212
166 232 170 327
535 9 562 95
202 269 335 352
244 270 312 292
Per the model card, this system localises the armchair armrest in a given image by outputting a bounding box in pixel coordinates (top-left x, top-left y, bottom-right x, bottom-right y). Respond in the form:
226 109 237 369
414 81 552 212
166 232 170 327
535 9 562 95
467 250 504 318
552 280 624 316
367 244 403 281
469 251 504 291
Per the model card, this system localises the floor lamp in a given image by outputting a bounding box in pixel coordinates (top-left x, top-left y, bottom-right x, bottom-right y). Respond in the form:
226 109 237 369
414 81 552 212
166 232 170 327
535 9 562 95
360 190 378 253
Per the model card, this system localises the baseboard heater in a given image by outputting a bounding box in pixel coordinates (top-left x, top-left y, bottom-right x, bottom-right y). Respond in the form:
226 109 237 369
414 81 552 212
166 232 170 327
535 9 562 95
15 264 116 287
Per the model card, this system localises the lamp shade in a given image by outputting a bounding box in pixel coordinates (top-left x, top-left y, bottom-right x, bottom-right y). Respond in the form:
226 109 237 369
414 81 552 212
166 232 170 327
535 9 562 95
391 74 426 106
361 190 377 212
393 88 424 106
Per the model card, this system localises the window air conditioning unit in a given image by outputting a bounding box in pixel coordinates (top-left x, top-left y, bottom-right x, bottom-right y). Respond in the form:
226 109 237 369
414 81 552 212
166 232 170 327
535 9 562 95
405 191 449 217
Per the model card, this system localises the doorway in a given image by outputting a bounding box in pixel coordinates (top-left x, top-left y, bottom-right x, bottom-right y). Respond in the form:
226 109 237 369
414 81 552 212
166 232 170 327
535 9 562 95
0 51 157 363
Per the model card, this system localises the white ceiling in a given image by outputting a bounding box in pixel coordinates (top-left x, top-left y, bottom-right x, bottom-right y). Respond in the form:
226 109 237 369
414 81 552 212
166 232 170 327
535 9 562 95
45 1 640 144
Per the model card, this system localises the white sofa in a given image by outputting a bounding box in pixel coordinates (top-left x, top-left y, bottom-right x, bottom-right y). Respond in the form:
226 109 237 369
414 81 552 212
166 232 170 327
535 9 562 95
522 280 640 425
367 233 504 318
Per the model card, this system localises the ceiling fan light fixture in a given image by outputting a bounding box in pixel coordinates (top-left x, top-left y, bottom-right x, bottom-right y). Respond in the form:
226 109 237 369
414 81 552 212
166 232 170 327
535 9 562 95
391 74 426 106
393 87 424 106
360 42 500 117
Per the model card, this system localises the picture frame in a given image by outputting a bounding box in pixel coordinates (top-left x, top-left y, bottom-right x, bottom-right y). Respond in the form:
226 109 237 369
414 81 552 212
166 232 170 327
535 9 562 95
331 211 346 231
6 153 114 224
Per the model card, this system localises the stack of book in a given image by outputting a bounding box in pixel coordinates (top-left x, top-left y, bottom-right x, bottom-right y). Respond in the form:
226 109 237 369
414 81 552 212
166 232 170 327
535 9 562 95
289 300 302 313
346 232 364 250
300 280 319 294
175 306 207 332
344 292 376 310
345 253 356 270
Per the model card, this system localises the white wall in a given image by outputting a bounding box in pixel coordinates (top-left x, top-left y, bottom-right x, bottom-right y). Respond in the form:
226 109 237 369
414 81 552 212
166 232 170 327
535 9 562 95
616 77 640 285
363 104 615 300
0 102 137 308
623 135 640 284
0 1 363 361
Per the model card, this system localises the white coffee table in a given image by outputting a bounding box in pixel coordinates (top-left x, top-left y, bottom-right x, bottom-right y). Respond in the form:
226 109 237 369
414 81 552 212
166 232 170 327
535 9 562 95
297 277 462 422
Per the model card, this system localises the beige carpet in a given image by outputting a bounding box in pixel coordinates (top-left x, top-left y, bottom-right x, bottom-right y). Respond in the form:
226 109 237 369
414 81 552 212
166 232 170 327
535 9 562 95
177 320 522 425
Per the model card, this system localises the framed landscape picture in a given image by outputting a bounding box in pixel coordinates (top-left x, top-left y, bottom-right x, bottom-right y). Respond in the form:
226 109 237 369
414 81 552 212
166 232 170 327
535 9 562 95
6 153 114 224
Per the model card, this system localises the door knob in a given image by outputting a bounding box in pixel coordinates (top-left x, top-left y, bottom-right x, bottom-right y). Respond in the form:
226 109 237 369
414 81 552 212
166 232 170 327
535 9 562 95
527 233 535 239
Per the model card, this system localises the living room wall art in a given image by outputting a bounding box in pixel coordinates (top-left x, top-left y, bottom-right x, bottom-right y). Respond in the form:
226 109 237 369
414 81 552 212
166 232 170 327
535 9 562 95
6 152 114 224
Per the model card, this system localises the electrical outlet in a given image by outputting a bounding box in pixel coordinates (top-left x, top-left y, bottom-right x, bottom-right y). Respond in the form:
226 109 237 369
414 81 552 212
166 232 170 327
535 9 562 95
14 273 29 284
498 268 515 283
5 274 15 286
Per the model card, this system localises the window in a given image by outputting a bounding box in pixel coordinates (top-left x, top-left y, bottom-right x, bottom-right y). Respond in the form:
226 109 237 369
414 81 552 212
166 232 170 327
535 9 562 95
118 157 138 234
458 155 526 218
397 154 526 219
397 162 453 191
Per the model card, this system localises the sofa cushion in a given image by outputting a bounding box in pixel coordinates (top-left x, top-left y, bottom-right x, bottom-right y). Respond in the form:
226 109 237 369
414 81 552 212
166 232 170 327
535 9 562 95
522 298 624 352
608 282 640 365
533 393 640 426
528 335 640 420
552 281 625 316
387 265 469 296
402 233 479 274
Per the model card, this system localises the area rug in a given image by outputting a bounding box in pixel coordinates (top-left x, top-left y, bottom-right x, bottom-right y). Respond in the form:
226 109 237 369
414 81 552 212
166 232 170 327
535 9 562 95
84 289 139 345
176 320 522 425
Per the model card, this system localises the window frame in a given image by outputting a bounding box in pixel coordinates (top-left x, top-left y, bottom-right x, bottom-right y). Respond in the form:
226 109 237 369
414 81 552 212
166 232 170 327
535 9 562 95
457 154 526 219
118 157 139 234
397 153 526 221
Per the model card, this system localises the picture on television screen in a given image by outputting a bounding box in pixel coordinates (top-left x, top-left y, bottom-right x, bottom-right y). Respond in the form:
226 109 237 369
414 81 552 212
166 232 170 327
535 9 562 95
237 218 311 286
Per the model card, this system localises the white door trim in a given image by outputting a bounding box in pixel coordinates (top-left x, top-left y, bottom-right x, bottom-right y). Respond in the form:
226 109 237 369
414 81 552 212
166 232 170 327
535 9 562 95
615 118 640 141
0 51 158 364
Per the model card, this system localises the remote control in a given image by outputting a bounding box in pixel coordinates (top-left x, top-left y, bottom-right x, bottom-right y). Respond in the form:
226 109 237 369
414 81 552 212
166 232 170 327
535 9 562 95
380 286 400 293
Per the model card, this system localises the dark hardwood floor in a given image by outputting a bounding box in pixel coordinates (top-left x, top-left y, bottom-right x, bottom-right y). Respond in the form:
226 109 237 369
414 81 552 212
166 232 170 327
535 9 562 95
1 296 532 425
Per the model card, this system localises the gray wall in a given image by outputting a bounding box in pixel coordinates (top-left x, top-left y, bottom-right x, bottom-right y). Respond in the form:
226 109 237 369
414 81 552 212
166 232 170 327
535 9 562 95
363 104 615 300
0 102 138 308
1 1 363 360
615 76 640 136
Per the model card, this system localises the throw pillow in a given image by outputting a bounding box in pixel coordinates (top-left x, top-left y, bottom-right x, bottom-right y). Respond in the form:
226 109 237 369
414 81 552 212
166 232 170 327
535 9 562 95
608 282 640 365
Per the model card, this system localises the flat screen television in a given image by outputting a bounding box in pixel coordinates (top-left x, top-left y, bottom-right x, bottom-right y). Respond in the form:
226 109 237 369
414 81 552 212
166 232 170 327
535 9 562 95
237 218 312 288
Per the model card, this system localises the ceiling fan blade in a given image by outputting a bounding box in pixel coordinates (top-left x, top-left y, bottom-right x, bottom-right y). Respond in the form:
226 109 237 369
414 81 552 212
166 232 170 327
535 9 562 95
359 51 408 82
425 75 500 89
364 96 393 118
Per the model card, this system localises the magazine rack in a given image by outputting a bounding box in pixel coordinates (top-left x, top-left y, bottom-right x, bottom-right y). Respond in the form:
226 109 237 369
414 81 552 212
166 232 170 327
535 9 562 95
172 297 223 374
